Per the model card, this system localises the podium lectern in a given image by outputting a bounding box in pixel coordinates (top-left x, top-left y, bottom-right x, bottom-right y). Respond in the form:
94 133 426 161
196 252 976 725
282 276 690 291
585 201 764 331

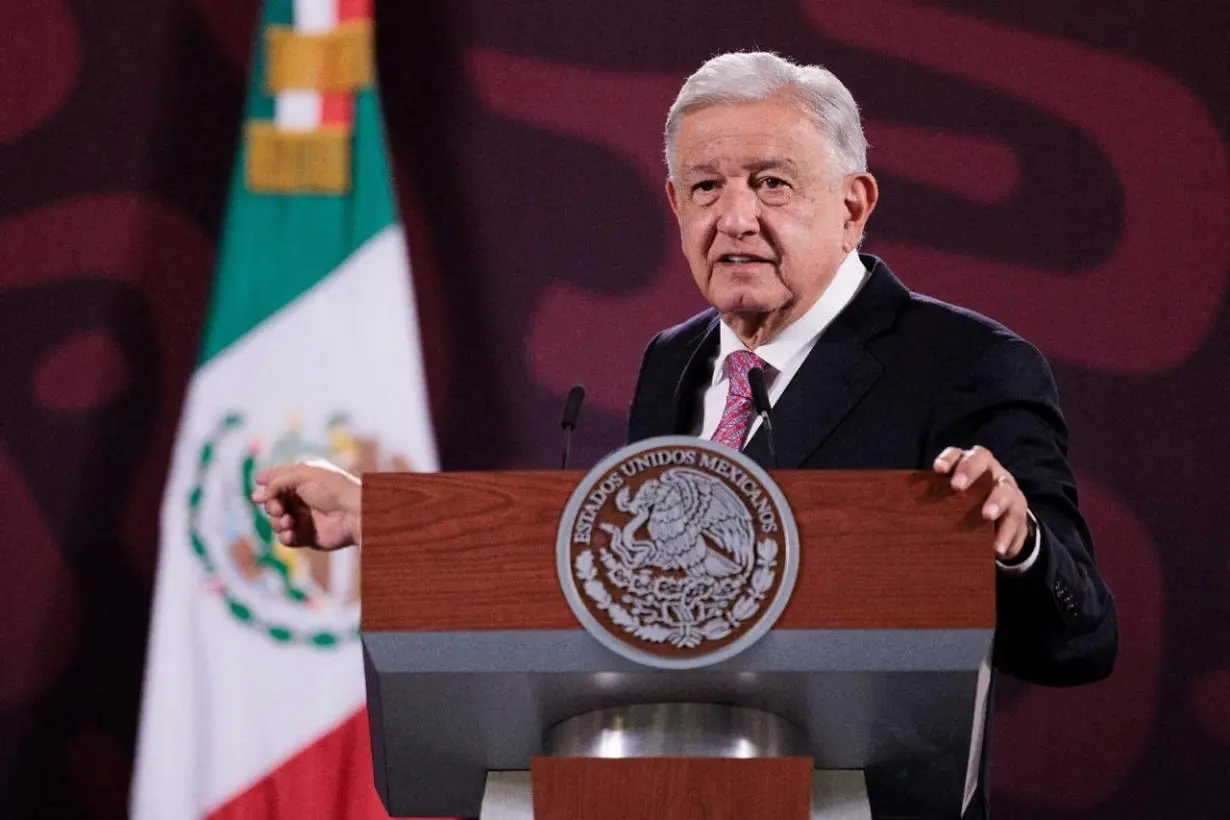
361 469 995 819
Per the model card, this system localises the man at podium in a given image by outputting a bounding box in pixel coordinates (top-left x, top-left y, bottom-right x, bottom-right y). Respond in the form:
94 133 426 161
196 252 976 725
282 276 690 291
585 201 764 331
254 51 1117 818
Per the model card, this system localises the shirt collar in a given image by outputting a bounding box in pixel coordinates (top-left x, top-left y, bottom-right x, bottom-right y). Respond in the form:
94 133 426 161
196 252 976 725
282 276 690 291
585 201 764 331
711 249 868 386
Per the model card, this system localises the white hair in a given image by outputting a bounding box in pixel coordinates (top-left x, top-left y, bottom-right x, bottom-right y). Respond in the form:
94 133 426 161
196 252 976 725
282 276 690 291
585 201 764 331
664 51 868 179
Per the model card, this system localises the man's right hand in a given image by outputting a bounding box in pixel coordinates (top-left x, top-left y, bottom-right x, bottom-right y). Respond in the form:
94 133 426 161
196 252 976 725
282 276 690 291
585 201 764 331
250 459 362 551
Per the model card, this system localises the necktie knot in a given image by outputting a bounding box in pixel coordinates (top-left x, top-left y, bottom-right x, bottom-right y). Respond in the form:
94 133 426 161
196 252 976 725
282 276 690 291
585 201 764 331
725 350 766 399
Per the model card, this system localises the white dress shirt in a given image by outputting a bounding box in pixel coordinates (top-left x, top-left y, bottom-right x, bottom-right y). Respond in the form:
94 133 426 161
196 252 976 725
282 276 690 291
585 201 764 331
693 250 868 442
689 249 1041 574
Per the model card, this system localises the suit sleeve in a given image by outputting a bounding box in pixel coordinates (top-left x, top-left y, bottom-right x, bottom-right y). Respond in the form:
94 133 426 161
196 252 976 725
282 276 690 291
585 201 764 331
929 337 1118 686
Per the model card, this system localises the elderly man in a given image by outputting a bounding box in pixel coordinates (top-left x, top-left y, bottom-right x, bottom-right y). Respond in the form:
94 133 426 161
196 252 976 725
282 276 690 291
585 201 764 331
255 51 1117 818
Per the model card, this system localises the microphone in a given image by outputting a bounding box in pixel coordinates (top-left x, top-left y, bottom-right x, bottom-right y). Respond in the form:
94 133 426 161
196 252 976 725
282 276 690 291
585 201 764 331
747 367 779 469
559 385 586 469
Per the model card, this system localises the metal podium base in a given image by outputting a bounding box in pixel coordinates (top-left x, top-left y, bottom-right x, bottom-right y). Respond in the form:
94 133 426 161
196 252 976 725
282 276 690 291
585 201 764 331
478 703 871 819
543 702 808 757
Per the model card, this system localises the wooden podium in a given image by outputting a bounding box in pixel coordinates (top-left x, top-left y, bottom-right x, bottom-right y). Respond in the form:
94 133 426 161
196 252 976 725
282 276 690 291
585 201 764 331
360 469 995 819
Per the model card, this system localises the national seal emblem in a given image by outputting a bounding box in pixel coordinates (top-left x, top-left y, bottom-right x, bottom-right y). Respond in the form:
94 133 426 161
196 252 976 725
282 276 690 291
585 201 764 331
556 435 800 669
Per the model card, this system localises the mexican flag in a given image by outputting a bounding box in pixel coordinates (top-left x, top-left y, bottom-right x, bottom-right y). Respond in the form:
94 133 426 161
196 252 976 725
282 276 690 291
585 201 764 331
130 0 437 817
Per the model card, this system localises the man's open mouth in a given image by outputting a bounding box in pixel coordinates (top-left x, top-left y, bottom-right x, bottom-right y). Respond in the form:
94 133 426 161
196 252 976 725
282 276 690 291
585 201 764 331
717 254 774 264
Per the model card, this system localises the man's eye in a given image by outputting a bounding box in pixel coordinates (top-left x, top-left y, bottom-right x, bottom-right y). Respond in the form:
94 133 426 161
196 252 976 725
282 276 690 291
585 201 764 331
760 177 787 189
693 180 718 193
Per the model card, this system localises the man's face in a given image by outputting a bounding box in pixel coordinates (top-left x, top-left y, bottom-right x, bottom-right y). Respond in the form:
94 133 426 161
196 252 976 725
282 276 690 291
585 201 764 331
666 96 875 329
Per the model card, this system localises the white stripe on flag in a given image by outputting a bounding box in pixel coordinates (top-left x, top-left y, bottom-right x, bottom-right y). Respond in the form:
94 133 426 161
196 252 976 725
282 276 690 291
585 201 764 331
295 0 337 33
275 90 322 131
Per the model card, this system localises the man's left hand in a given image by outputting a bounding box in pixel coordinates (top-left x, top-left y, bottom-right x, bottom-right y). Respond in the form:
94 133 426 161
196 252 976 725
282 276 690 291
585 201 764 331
933 445 1030 560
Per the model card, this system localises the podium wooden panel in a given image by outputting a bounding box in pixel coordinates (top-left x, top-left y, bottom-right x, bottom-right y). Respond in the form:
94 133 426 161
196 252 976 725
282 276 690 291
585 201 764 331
529 757 813 820
362 469 993 632
360 469 996 819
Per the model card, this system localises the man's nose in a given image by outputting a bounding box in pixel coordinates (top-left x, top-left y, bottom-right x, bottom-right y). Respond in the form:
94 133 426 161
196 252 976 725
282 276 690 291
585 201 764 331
715 185 760 237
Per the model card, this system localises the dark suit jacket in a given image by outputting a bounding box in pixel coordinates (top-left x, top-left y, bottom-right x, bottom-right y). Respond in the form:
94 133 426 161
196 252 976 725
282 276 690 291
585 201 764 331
625 254 1119 818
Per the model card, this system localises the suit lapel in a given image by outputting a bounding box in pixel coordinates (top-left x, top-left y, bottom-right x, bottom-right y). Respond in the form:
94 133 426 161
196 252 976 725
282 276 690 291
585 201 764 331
743 256 907 469
742 337 882 468
664 314 720 436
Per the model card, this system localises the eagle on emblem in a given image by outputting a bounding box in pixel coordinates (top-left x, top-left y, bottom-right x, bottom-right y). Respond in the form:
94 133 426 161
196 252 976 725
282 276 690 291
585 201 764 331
604 467 756 578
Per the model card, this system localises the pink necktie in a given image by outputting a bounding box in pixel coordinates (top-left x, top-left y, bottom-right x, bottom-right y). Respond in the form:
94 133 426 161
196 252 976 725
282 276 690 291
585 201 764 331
711 350 766 451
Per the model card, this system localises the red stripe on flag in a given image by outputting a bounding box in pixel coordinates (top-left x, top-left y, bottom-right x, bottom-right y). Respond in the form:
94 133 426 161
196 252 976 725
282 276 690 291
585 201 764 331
206 707 446 820
320 94 354 127
337 0 372 22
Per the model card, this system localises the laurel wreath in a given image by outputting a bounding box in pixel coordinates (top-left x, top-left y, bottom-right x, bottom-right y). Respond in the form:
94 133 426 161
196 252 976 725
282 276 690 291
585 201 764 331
575 538 779 649
188 412 358 648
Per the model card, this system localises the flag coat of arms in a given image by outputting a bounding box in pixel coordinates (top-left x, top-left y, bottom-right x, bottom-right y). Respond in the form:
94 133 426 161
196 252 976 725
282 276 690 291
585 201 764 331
131 0 437 816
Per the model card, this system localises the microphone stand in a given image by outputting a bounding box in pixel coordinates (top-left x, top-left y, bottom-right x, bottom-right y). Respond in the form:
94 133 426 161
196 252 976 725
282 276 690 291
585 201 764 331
748 367 780 469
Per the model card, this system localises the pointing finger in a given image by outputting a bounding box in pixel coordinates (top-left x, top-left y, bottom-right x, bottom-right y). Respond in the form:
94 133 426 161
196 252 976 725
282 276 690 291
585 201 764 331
254 464 312 498
252 466 281 500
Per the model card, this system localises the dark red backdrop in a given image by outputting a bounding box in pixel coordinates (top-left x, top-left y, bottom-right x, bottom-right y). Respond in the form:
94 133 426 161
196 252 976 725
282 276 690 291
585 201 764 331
2 1 1228 817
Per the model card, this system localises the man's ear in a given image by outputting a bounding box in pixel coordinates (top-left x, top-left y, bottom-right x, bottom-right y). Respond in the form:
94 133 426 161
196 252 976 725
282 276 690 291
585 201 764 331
666 176 681 220
844 172 878 250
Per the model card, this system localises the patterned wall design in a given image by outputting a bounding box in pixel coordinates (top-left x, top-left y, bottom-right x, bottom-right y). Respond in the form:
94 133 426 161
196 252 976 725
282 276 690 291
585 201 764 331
1 1 1227 817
